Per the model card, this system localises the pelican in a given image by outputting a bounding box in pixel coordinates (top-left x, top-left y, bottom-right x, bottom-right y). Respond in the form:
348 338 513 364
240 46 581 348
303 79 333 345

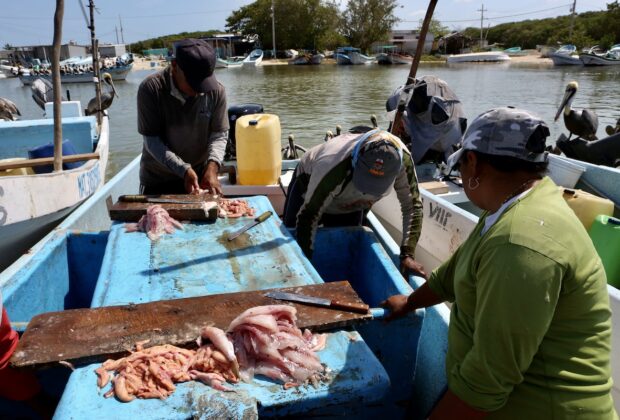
554 81 599 140
31 78 65 110
85 73 118 116
0 97 21 121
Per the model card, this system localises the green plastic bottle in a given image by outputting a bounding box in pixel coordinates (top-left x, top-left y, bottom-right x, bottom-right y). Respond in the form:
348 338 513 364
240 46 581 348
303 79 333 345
588 215 620 289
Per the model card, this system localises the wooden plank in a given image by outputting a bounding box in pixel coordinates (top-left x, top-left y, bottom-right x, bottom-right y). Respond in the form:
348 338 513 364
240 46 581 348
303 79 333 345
109 194 219 222
10 281 370 369
420 181 449 195
0 152 100 171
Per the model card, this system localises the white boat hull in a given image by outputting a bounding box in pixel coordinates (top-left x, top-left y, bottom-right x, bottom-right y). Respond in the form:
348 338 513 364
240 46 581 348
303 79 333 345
0 117 109 271
18 64 132 85
549 53 583 66
579 53 620 66
447 52 511 63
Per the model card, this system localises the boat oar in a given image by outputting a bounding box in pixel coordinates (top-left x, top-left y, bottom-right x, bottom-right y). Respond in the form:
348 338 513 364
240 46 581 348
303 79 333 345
390 0 439 139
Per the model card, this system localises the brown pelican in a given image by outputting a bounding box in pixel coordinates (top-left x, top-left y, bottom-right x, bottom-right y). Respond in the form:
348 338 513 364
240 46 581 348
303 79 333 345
606 117 620 136
85 73 118 116
0 97 21 121
554 81 598 140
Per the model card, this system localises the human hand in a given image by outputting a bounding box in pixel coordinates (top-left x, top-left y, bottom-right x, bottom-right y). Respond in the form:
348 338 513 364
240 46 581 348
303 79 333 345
400 256 427 279
184 167 200 194
200 162 223 195
379 294 412 321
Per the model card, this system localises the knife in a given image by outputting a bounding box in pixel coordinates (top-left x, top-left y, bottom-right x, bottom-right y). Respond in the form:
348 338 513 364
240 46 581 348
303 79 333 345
265 291 370 314
227 211 273 241
119 195 203 204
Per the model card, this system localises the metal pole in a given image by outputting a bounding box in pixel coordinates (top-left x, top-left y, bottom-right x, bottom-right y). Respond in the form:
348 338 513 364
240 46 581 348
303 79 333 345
119 15 125 44
390 0 438 139
477 4 486 50
568 0 577 40
271 0 276 60
89 0 102 125
53 0 64 172
115 26 120 44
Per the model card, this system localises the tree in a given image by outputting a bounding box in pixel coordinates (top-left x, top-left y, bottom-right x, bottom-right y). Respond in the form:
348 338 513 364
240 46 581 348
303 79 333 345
226 0 343 51
340 0 400 52
420 18 449 38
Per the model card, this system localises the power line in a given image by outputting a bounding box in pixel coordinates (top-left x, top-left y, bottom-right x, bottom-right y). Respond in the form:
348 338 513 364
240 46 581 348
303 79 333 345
0 9 234 21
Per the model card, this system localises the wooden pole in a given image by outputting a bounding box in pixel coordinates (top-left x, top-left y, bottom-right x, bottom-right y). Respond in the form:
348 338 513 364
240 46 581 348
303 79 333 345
89 0 102 125
52 0 64 173
390 0 438 139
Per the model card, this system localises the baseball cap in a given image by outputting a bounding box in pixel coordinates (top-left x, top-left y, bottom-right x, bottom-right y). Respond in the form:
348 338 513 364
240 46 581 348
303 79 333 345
352 130 404 196
446 106 550 170
174 38 218 93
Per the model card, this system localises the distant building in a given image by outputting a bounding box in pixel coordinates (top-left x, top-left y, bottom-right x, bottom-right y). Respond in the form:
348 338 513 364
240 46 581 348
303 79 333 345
372 30 434 54
438 32 475 54
202 33 258 59
99 44 126 58
9 42 88 65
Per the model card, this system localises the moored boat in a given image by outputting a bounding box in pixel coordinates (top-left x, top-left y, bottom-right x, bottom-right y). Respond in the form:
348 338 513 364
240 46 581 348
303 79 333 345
0 154 450 418
446 51 510 63
335 47 375 65
580 45 620 66
548 44 583 66
18 63 132 85
0 102 109 272
242 49 264 66
216 57 243 68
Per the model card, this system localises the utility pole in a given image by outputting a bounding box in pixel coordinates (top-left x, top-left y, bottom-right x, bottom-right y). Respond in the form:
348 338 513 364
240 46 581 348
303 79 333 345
271 0 276 60
115 26 120 44
119 15 126 44
568 0 577 40
52 0 64 173
477 4 487 50
89 0 102 125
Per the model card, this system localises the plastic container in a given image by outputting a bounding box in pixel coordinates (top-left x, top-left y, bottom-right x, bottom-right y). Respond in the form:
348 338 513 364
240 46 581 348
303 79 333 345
588 215 620 288
547 156 586 188
28 140 82 174
561 187 614 231
236 114 282 185
226 104 264 160
0 158 35 177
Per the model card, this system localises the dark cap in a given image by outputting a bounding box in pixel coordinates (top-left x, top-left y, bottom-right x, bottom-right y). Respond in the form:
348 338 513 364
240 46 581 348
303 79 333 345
174 38 218 93
352 130 404 196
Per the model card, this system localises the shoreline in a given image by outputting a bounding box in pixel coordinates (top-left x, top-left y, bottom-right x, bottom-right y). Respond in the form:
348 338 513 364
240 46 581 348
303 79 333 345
130 52 553 71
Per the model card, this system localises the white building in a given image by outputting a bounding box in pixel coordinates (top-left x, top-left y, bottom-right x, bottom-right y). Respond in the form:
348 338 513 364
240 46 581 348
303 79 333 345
372 30 435 54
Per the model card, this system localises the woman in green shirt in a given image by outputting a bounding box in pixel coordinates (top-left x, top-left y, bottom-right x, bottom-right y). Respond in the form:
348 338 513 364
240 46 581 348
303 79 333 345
382 107 616 419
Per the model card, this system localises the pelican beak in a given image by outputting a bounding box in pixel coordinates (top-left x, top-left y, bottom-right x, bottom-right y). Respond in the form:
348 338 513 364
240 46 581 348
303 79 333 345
554 89 573 122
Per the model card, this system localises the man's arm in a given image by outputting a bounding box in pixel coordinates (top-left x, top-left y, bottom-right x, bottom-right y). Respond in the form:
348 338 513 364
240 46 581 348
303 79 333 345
143 135 190 179
393 152 424 274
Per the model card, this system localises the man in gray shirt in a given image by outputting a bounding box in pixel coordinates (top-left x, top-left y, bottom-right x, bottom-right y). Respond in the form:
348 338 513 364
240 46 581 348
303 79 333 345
138 38 229 195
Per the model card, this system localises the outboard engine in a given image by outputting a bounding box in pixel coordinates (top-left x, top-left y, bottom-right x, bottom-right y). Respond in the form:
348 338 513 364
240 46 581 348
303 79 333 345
226 103 264 160
386 76 467 165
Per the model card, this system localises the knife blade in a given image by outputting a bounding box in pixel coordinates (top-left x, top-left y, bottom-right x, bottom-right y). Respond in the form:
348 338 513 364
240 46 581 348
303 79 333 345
227 211 273 241
119 195 203 204
265 291 370 314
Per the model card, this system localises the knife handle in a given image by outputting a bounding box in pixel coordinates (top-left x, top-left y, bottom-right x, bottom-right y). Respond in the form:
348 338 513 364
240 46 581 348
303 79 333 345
119 195 149 203
330 300 370 314
255 211 273 223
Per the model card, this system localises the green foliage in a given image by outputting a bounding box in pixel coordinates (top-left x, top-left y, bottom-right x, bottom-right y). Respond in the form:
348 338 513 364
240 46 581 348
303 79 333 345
467 3 619 50
420 18 449 38
341 0 400 52
225 0 343 51
128 31 220 53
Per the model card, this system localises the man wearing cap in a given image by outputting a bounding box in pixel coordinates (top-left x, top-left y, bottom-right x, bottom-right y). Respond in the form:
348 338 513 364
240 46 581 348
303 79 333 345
283 129 425 276
138 38 228 195
382 107 615 418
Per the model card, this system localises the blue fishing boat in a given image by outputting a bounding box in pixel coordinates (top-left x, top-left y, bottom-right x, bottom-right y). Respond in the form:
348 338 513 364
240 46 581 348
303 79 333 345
335 47 375 65
0 156 449 418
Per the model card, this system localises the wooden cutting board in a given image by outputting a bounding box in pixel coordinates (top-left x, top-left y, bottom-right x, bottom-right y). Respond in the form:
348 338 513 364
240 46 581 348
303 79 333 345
10 281 370 370
108 194 219 222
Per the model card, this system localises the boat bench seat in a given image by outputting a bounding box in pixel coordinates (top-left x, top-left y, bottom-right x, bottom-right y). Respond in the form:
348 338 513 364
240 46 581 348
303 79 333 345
0 116 96 160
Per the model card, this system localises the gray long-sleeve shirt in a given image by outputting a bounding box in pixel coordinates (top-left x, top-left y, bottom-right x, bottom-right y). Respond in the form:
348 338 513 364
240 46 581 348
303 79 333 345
137 66 229 186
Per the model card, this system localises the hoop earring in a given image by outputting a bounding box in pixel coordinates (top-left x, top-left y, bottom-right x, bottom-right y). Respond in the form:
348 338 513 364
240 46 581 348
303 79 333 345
468 177 480 190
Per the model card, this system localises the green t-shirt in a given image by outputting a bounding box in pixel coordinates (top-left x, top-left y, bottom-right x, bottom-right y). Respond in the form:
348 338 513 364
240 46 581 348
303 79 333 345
428 177 616 419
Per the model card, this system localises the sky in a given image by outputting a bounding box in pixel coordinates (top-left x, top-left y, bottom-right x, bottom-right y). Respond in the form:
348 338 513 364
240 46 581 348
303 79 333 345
0 0 611 47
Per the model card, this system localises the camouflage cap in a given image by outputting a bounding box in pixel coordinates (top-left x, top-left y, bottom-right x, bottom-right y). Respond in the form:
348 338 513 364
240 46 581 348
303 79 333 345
446 106 550 170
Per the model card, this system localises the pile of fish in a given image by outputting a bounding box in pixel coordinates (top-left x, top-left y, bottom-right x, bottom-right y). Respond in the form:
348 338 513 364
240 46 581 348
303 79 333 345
218 199 255 218
125 205 183 241
96 305 327 402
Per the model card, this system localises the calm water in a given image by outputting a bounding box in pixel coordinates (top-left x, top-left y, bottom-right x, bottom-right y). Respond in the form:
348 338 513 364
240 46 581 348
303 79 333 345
1 62 619 180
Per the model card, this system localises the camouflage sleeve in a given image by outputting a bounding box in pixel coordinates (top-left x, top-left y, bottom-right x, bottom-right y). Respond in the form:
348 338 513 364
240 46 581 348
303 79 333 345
393 152 423 256
296 160 351 258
